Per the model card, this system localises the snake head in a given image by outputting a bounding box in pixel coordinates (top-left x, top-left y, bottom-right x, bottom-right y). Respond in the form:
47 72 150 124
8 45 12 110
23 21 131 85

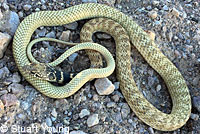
22 63 56 82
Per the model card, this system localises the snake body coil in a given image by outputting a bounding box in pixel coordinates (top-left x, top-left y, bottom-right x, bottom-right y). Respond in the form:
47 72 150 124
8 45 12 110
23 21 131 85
13 3 191 131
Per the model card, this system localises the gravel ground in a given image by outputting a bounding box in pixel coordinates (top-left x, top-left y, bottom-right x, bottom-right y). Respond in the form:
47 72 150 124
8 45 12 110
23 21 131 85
0 0 199 134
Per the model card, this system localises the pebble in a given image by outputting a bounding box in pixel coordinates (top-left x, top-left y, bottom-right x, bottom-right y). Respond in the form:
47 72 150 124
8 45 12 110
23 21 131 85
115 112 122 123
171 8 180 17
174 50 181 58
0 90 8 96
82 0 97 3
2 3 9 10
114 82 120 90
163 5 169 11
0 10 3 20
0 66 10 80
1 93 18 107
152 1 159 6
121 103 130 118
51 108 57 118
93 94 99 101
148 10 157 19
0 32 11 58
87 114 99 127
8 83 24 96
79 109 90 118
17 113 26 119
64 22 78 30
70 130 87 134
37 28 47 37
192 77 199 86
166 31 173 42
0 100 4 117
21 101 29 110
68 53 78 62
156 84 161 92
9 72 21 83
148 127 154 134
112 94 120 102
148 76 155 87
190 113 199 121
0 11 19 36
106 102 116 108
60 30 71 41
94 78 115 95
46 31 56 38
18 11 23 18
192 96 200 112
46 117 52 127
96 33 111 40
23 4 32 11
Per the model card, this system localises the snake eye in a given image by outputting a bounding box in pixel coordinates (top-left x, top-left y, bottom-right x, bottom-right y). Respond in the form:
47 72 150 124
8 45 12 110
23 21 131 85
49 73 55 80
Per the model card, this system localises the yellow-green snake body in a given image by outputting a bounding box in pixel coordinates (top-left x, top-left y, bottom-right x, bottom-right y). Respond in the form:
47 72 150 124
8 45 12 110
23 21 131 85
13 3 191 131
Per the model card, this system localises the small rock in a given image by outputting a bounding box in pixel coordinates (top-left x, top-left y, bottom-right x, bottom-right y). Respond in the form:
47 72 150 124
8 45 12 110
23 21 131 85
0 100 5 117
0 90 8 96
93 94 99 101
166 31 173 42
152 1 159 6
69 53 78 62
115 112 122 123
163 5 169 11
174 50 181 58
2 3 9 10
70 130 87 134
8 83 24 96
46 117 52 127
96 33 111 40
51 108 57 118
0 11 19 36
112 94 120 102
0 32 11 58
0 66 10 79
190 113 199 121
121 103 130 118
64 22 78 30
148 127 154 134
17 113 26 119
87 114 99 127
1 93 18 107
192 96 200 112
192 77 199 86
21 101 29 110
82 0 97 3
10 72 21 83
148 76 155 87
79 109 90 118
0 10 3 20
148 10 157 19
107 102 116 108
114 82 120 90
95 78 115 95
46 31 56 38
60 30 71 41
156 85 161 92
18 11 23 18
23 5 32 11
171 8 180 17
37 28 46 37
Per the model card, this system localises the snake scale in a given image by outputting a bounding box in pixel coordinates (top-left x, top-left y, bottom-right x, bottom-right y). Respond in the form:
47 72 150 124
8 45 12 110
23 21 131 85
13 3 191 131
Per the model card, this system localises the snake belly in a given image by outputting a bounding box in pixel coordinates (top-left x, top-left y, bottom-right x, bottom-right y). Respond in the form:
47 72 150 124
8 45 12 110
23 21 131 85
12 3 191 131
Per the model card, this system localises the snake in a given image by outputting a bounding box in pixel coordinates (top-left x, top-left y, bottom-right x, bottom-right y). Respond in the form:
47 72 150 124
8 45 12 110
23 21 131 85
12 3 191 131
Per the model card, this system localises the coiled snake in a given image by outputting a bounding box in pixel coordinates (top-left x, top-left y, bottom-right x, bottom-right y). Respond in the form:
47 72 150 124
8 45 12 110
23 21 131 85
13 3 191 131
